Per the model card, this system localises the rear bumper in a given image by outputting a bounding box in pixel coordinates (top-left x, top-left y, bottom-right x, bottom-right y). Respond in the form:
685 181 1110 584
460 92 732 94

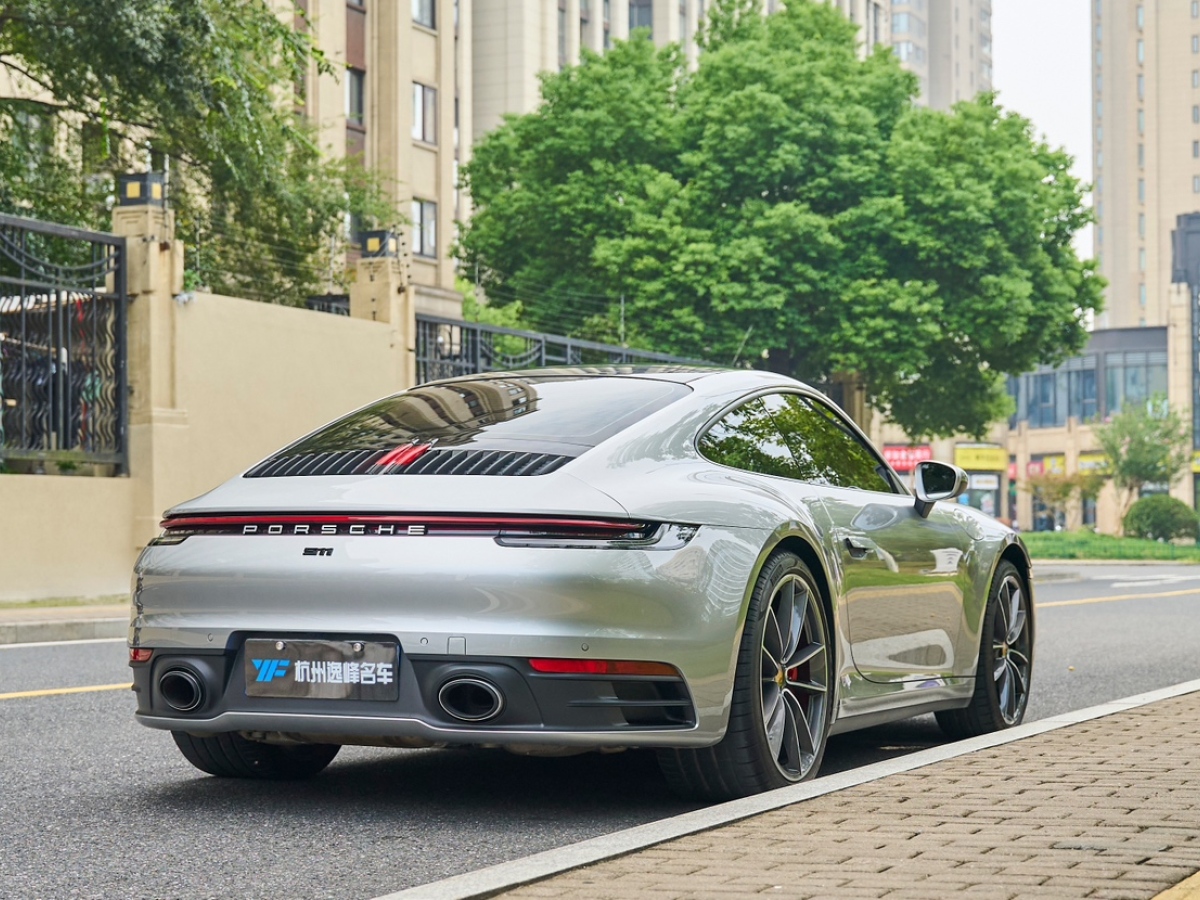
129 526 768 745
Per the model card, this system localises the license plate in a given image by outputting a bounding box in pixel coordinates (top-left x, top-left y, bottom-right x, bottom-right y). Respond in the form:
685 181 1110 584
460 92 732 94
244 639 399 701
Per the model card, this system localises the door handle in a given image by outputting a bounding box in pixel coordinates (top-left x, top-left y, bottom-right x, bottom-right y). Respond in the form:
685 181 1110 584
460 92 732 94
844 537 870 560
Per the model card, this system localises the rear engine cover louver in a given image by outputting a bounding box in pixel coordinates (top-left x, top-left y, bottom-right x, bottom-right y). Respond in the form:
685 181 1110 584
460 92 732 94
244 449 573 478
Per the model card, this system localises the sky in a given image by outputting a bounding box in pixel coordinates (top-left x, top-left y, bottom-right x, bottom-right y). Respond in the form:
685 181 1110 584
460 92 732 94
992 0 1093 253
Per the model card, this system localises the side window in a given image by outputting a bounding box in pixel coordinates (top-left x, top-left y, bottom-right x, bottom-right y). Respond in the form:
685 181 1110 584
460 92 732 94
770 394 896 493
698 398 801 480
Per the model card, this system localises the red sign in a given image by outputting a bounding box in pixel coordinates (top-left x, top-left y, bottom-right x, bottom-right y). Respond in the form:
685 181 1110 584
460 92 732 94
1009 462 1018 481
1026 460 1044 476
883 444 933 473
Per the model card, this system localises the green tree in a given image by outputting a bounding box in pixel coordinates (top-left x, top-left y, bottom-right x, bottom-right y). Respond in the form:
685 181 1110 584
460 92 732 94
1094 399 1193 523
0 0 395 304
456 0 1102 438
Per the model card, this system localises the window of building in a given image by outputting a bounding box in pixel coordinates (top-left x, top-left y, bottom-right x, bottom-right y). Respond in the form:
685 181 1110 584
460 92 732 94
1097 100 1103 117
1137 5 1145 29
1138 39 1145 63
680 0 687 45
1139 178 1146 202
1194 140 1199 158
603 0 611 49
411 199 437 257
1195 0 1200 19
1194 35 1200 53
412 83 436 144
1194 71 1200 88
1140 283 1147 305
1139 213 1146 236
1194 175 1200 193
630 0 652 33
346 68 365 128
1105 351 1167 416
1140 247 1147 270
1138 143 1145 167
1138 74 1145 100
558 0 567 69
1193 104 1199 123
1138 109 1145 134
1069 365 1098 423
412 0 435 29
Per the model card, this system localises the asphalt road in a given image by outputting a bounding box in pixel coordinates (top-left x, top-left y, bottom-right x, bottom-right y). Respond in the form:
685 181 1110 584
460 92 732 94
3 562 1200 899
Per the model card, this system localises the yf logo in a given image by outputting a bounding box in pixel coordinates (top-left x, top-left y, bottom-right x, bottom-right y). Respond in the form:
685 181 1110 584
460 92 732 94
252 659 291 682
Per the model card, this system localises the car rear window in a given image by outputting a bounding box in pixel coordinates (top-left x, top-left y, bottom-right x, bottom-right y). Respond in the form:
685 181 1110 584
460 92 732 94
245 376 691 477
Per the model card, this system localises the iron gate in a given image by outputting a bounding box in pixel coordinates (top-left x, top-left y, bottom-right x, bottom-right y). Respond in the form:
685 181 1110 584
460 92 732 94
0 213 127 473
414 314 709 384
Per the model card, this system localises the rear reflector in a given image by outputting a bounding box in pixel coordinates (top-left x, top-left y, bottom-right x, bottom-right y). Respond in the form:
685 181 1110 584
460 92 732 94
528 658 680 677
129 648 153 663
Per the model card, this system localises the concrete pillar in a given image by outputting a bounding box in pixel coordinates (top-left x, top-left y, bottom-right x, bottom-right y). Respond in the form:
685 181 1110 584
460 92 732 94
350 256 417 389
110 201 186 549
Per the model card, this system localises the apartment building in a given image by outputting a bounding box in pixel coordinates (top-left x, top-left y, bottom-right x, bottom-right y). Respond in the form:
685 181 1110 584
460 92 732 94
473 1 707 136
296 0 468 313
891 0 993 110
1092 0 1200 330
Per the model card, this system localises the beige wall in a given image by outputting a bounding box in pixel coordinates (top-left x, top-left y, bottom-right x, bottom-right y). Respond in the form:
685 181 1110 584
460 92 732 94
0 475 135 601
2 208 415 601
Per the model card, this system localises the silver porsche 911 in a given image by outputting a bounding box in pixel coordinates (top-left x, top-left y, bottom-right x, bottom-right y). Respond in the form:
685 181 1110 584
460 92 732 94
129 367 1033 800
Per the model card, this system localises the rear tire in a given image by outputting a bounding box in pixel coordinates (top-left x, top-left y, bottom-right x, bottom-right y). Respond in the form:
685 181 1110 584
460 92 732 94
172 731 340 780
658 552 832 801
936 560 1033 740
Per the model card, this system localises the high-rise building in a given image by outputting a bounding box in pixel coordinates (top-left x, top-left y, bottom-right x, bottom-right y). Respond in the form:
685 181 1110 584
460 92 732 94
295 0 469 314
891 0 992 110
1092 0 1200 330
473 1 708 137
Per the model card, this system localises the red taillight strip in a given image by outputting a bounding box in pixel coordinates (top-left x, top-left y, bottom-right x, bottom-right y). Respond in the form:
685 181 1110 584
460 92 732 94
160 514 649 533
528 658 681 677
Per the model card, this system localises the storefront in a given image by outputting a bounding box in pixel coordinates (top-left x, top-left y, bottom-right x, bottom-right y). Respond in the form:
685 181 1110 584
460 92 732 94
954 444 1008 521
882 444 933 483
1027 454 1066 531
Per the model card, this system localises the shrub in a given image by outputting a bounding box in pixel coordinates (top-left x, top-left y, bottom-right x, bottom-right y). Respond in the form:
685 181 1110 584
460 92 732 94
1123 495 1200 542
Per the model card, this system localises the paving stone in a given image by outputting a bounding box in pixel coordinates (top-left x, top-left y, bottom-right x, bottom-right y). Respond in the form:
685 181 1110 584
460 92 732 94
494 691 1200 900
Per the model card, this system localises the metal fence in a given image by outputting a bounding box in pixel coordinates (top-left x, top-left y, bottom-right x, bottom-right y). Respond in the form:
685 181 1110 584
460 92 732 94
414 314 709 384
0 213 127 473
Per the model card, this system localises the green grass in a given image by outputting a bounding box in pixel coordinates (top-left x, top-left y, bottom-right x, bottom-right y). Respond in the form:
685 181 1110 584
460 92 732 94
0 593 127 611
1022 531 1200 562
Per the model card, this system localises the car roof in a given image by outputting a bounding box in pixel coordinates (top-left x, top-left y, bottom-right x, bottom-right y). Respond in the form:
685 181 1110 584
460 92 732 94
424 366 819 395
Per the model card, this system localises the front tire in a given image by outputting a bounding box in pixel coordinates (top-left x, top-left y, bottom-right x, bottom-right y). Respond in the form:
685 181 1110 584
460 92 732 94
659 552 832 801
937 560 1033 739
172 731 340 780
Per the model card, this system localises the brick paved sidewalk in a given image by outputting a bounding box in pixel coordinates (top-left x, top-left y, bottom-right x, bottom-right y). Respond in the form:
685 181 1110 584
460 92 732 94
493 692 1200 900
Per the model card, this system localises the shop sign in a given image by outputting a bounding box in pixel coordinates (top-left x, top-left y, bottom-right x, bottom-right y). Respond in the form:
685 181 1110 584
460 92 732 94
969 474 1000 491
1008 462 1018 481
1026 459 1044 477
954 444 1007 471
1044 454 1066 475
1079 452 1108 472
883 444 933 472
1192 451 1200 474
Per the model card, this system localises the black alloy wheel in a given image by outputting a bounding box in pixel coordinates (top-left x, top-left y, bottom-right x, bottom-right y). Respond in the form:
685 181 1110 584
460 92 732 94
937 560 1033 739
659 552 832 800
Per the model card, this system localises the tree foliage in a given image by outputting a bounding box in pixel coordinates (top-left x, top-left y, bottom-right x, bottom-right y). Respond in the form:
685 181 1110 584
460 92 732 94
1123 495 1199 543
456 0 1102 438
0 0 395 304
1094 399 1193 522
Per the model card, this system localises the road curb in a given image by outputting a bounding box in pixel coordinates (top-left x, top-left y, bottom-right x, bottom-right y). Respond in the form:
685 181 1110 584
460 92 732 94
373 677 1200 900
0 618 126 646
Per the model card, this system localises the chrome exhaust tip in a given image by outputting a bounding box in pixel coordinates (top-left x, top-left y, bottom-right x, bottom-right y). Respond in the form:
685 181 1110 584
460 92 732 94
437 677 505 722
159 667 205 713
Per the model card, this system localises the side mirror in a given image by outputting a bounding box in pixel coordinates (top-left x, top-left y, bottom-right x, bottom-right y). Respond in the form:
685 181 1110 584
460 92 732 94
913 460 969 518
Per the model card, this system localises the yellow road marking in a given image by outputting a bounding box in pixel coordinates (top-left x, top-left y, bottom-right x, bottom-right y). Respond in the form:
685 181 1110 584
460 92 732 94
1039 586 1200 609
0 682 131 701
